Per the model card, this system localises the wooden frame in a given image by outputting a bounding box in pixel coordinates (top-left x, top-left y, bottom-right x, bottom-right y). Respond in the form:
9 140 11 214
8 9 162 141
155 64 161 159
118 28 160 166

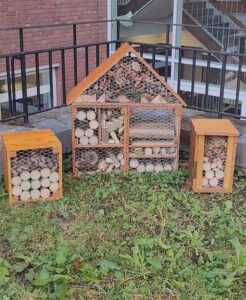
68 42 186 176
189 119 239 193
2 129 63 203
72 103 183 176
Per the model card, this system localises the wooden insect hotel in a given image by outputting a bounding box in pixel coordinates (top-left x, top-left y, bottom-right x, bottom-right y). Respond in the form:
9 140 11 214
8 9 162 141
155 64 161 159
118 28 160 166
2 130 63 203
67 43 186 176
189 119 239 193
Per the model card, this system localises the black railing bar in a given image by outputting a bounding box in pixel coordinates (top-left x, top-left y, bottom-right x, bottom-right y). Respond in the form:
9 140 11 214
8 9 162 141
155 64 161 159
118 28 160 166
177 49 182 95
48 51 54 108
25 104 67 115
166 24 170 44
0 40 118 58
129 41 246 58
73 24 78 86
2 20 246 35
0 104 68 123
96 44 100 67
85 46 89 76
35 53 41 111
204 52 212 108
10 57 16 115
116 20 121 49
106 43 110 58
0 19 118 32
222 111 246 119
235 56 243 115
186 105 218 114
0 113 27 123
20 55 28 122
139 44 144 57
120 20 246 33
152 46 156 69
1 40 246 60
191 50 196 107
5 57 13 117
61 49 66 105
19 28 24 52
218 54 227 118
165 48 169 82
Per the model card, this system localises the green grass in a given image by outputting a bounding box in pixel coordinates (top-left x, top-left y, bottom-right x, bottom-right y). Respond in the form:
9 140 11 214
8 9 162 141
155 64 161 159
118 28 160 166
0 163 246 299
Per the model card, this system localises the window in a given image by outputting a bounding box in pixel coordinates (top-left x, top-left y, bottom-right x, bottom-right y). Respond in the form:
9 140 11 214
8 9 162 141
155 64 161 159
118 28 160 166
0 66 57 120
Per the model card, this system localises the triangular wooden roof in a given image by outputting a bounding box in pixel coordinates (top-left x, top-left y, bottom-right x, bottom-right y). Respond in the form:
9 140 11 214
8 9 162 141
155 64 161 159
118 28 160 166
67 42 186 106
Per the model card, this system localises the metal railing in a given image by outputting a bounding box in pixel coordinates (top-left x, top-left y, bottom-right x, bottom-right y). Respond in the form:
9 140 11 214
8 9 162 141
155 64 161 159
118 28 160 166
184 0 246 54
0 20 246 124
118 0 132 5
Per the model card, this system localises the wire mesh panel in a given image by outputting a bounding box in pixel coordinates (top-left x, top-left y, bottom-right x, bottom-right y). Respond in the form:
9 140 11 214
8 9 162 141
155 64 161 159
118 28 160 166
10 148 61 202
129 147 177 156
202 136 228 189
74 107 99 146
129 108 178 146
129 158 178 173
70 44 185 176
84 55 178 104
101 108 125 145
75 147 124 175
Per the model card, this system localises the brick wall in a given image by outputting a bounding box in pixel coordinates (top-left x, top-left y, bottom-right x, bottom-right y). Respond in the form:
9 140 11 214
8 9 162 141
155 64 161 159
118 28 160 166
0 0 108 108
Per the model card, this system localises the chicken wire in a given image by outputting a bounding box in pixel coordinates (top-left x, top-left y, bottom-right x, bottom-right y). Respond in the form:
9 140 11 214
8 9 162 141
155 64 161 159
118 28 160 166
10 148 60 202
129 157 178 173
74 107 99 146
101 108 125 145
75 148 124 175
74 107 125 146
84 55 178 104
129 108 178 145
202 136 228 189
129 147 177 156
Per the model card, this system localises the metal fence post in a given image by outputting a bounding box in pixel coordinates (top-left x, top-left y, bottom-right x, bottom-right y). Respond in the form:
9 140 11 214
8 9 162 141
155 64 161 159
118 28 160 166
20 53 28 123
116 20 120 49
73 24 78 85
218 54 227 119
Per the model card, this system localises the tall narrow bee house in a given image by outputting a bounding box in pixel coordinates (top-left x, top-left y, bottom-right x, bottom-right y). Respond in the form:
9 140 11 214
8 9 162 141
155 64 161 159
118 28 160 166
67 43 186 176
189 119 239 193
2 130 62 203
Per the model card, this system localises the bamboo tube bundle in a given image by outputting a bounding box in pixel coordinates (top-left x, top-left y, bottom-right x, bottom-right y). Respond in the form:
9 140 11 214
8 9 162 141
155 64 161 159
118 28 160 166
10 148 60 202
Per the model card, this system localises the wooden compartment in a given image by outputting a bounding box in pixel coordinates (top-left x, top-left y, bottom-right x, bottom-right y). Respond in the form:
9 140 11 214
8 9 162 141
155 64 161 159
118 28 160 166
68 43 186 176
189 119 239 193
2 129 62 203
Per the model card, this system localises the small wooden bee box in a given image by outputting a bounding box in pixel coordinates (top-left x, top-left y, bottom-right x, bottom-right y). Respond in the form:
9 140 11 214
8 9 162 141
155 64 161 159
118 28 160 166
189 119 239 193
2 129 63 203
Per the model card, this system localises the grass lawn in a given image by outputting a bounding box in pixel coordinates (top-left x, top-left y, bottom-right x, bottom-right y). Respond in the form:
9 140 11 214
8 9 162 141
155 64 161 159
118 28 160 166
0 160 246 299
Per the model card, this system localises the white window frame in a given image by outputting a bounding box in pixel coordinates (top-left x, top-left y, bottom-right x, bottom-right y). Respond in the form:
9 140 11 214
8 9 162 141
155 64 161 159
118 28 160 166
0 64 58 107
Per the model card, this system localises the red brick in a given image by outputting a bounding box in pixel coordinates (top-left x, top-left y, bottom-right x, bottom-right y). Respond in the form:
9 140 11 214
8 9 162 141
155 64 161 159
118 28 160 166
0 0 108 106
